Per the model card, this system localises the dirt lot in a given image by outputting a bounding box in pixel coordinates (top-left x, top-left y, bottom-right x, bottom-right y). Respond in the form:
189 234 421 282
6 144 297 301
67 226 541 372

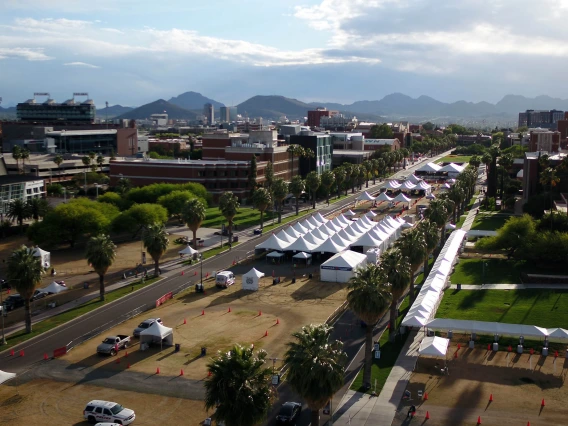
393 341 568 426
61 275 347 380
0 379 211 425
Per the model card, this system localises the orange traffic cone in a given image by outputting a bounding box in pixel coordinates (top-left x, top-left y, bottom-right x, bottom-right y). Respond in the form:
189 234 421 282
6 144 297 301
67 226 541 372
181 271 184 276
194 271 197 276
258 310 262 316
477 416 482 424
201 310 205 316
264 330 268 337
541 398 545 407
424 392 428 400
43 353 49 360
228 307 231 313
156 367 160 374
10 349 14 356
124 351 128 358
527 422 530 426
180 369 184 376
19 350 24 357
127 363 130 369
425 411 430 420
183 318 187 324
454 351 458 358
457 343 461 350
489 394 493 402
276 318 280 325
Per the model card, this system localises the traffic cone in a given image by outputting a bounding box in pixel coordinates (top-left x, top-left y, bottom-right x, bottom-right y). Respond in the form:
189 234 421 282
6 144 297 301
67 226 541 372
258 310 262 316
487 344 491 351
201 310 205 316
425 411 430 420
264 330 268 337
457 343 461 350
527 422 530 426
477 416 482 424
116 357 121 364
156 367 160 374
228 307 231 313
194 271 197 276
454 351 458 358
124 351 128 358
508 345 512 352
555 350 559 358
183 318 187 324
489 394 493 402
181 271 184 276
10 349 14 356
541 398 545 407
19 350 24 357
43 353 48 360
208 371 212 377
423 392 428 400
276 318 280 325
180 369 184 376
127 363 130 369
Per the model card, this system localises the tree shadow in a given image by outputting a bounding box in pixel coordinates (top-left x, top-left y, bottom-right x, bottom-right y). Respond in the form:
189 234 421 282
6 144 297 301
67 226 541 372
206 289 250 308
290 280 345 301
457 290 488 310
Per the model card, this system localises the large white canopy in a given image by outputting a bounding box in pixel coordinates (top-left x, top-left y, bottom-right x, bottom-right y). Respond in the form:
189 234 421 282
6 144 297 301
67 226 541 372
417 162 442 173
39 281 68 295
292 222 309 234
242 268 265 291
419 336 449 357
324 221 343 233
356 191 376 201
275 229 296 243
418 180 432 190
140 321 174 346
306 216 322 227
300 219 316 231
0 370 16 385
310 228 328 241
353 233 383 249
314 212 328 223
331 233 352 247
255 234 291 251
365 210 377 218
384 180 402 190
344 209 356 217
406 174 422 184
286 236 319 253
393 193 411 203
179 245 198 256
293 251 312 259
439 163 465 173
315 237 347 254
401 180 417 190
303 232 324 245
286 226 303 238
376 192 393 202
344 226 363 239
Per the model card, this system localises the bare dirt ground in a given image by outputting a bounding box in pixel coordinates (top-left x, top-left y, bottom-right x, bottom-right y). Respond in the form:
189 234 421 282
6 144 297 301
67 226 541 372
393 342 568 426
0 378 211 425
61 275 347 380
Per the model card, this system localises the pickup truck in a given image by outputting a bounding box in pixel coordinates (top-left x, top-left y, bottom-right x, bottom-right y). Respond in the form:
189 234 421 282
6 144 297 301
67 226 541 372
97 335 131 356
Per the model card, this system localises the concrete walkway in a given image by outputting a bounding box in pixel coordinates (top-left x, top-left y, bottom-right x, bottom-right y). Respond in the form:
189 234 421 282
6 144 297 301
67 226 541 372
460 193 484 232
450 283 568 290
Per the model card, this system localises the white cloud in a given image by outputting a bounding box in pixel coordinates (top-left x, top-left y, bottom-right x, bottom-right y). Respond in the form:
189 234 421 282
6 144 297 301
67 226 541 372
101 28 124 34
0 47 51 61
63 61 100 68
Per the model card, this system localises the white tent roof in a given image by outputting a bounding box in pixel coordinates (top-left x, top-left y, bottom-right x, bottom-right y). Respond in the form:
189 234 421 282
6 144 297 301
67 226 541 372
365 210 377 218
266 251 285 258
418 180 432 190
419 336 449 357
324 221 343 233
315 237 347 254
245 267 265 278
356 191 376 201
140 321 173 339
179 245 199 255
300 219 316 230
517 169 523 178
303 232 325 245
39 281 68 294
369 227 388 242
548 328 568 339
338 229 356 243
310 228 328 240
292 222 310 234
331 233 352 247
353 233 383 248
376 192 393 202
401 180 417 190
275 229 296 243
286 226 303 238
293 251 312 259
321 250 367 270
385 216 403 229
314 212 328 223
32 247 49 258
255 234 291 251
393 193 411 203
286 236 319 253
417 162 442 173
384 180 402 190
306 216 322 227
337 214 351 226
344 226 363 239
0 370 16 385
439 163 465 173
344 209 357 216
406 174 422 184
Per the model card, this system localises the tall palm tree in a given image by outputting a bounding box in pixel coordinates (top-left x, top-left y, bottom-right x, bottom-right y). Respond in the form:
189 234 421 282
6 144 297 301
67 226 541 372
347 264 392 388
370 159 379 184
182 198 207 248
416 220 440 279
252 188 272 229
12 146 22 173
286 144 303 178
395 228 426 303
469 155 481 169
342 163 353 195
142 223 169 276
20 148 30 175
26 197 49 221
53 155 64 180
86 234 117 301
362 161 372 188
333 167 346 199
425 199 450 243
7 246 44 333
305 171 321 209
218 191 240 244
285 324 347 426
320 170 334 204
446 185 465 224
96 154 105 172
357 164 366 190
205 344 274 426
301 148 315 173
7 199 30 233
289 176 305 215
272 178 288 223
378 248 411 341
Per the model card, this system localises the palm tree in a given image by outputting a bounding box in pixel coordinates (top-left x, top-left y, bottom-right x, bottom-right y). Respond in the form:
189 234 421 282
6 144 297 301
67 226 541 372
357 164 366 190
26 197 49 221
272 178 288 223
289 176 305 215
287 144 303 178
53 155 64 180
252 188 272 229
7 246 44 333
142 223 169 276
425 199 450 243
96 154 105 172
86 234 117 301
205 344 274 426
416 220 440 279
301 148 315 173
376 157 386 179
219 191 240 244
320 170 334 204
82 155 91 170
20 148 30 174
378 248 411 341
285 324 347 426
182 198 207 248
305 171 321 209
7 199 30 233
446 185 465 224
333 167 346 199
395 229 426 303
12 146 22 173
362 161 372 188
347 264 392 388
370 159 379 184
469 155 481 169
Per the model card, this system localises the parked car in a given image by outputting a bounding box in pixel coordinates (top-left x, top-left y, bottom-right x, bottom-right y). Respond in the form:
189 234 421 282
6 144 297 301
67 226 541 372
83 400 136 425
3 294 25 311
215 271 235 289
97 335 131 356
0 279 11 290
133 318 162 338
31 290 48 301
275 402 302 425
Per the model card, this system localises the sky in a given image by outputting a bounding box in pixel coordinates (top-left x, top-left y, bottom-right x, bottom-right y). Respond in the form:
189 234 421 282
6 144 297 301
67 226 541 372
1 0 568 107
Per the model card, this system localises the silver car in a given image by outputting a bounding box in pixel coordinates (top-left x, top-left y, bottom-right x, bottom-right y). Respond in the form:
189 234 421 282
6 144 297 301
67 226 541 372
133 318 162 338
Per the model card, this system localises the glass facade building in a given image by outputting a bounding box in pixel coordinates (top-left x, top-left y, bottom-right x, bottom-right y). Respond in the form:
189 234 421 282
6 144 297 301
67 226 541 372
17 99 96 123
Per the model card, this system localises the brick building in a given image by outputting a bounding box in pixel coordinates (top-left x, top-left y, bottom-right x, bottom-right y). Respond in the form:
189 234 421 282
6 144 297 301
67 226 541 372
307 108 331 128
528 129 560 152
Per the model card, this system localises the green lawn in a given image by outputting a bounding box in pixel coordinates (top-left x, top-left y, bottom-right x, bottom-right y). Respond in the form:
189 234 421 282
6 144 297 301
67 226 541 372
456 214 468 229
438 155 472 164
202 207 278 229
4 277 159 350
437 289 568 328
350 296 410 394
471 213 512 231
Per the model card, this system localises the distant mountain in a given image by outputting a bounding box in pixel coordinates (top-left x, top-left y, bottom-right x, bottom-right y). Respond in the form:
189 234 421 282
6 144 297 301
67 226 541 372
0 106 16 119
168 91 224 110
237 95 312 119
116 99 197 120
495 95 568 114
98 105 134 119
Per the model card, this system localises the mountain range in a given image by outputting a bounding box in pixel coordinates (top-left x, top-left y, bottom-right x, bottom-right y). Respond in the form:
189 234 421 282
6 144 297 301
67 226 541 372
168 91 224 110
98 105 133 118
116 99 198 120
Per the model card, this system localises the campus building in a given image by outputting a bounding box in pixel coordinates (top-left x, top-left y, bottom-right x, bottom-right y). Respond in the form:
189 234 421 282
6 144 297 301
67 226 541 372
17 95 96 123
289 131 333 176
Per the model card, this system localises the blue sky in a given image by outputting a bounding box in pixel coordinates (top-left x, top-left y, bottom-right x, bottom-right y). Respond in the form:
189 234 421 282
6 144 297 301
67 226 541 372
1 0 568 107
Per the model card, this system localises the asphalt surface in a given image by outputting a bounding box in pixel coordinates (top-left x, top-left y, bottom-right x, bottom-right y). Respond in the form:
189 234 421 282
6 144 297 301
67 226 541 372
0 151 452 424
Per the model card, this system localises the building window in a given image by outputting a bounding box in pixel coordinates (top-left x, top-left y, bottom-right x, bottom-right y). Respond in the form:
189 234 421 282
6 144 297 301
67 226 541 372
198 171 204 177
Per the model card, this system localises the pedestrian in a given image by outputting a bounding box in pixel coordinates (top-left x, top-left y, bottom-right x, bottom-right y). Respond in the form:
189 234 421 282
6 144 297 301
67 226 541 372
407 405 416 418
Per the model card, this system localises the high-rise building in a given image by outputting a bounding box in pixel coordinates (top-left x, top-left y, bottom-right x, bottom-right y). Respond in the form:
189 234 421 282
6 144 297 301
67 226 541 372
17 94 96 123
518 110 564 129
290 131 333 176
219 106 238 122
307 108 330 128
203 103 214 125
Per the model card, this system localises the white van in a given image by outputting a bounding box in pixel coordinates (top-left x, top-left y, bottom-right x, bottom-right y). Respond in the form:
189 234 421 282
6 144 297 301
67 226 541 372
216 271 235 289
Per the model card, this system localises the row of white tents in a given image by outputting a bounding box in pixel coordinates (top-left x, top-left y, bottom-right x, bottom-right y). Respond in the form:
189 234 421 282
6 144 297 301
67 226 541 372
356 191 413 205
416 162 465 177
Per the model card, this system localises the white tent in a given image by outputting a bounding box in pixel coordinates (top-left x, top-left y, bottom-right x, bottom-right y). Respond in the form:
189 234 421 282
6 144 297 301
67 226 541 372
439 163 465 173
401 180 417 190
292 222 309 234
548 328 568 340
352 233 384 251
418 180 432 191
242 268 265 291
356 191 376 201
179 245 199 256
0 370 16 385
303 232 325 245
331 233 352 247
310 228 328 241
365 210 377 218
344 209 356 217
306 216 322 227
320 250 368 283
338 229 356 243
384 180 402 190
314 212 328 223
255 234 291 251
393 193 411 204
344 226 363 239
406 174 422 184
337 214 351 226
276 229 296 243
324 221 343 233
293 251 312 259
416 162 442 173
32 247 50 268
315 237 347 254
286 236 319 253
39 281 68 295
418 336 449 357
300 219 316 231
140 321 174 348
376 192 393 202
286 226 303 238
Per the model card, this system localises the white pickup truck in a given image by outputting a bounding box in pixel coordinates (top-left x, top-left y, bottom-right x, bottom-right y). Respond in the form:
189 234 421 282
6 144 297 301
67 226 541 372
97 335 131 356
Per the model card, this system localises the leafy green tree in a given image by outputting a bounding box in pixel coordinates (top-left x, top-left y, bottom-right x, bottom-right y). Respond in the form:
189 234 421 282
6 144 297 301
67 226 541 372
362 161 372 188
332 167 346 199
301 147 315 174
26 197 49 221
422 122 435 131
425 199 450 243
7 246 44 332
248 154 258 198
158 190 196 222
96 155 105 172
20 148 30 174
469 155 481 168
7 199 30 232
486 145 501 198
97 192 127 210
476 214 535 258
112 204 168 238
305 171 321 209
264 161 274 193
82 155 91 168
205 344 274 426
538 212 568 233
370 123 394 139
284 324 347 426
86 234 116 301
395 228 426 303
378 248 411 341
252 188 272 229
219 191 240 244
182 198 207 249
142 223 170 276
286 144 303 178
347 264 392 388
289 176 305 215
320 170 334 204
272 178 288 223
46 183 63 196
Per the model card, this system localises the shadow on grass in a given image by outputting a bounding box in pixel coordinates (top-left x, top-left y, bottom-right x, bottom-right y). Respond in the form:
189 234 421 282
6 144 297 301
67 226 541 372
457 290 488 310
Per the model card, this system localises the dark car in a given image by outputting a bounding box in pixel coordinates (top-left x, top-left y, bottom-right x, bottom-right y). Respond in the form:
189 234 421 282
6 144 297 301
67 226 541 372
276 402 301 425
4 294 25 311
31 290 48 301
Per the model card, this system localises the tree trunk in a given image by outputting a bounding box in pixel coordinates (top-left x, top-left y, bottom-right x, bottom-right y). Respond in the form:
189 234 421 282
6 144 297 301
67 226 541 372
260 210 264 229
310 408 320 426
192 229 197 250
366 178 368 188
373 174 376 185
277 202 282 223
389 299 397 342
312 191 316 209
423 255 429 281
326 191 330 205
24 298 32 333
409 273 416 304
228 221 233 244
99 274 105 302
295 198 299 215
363 325 373 388
154 259 159 277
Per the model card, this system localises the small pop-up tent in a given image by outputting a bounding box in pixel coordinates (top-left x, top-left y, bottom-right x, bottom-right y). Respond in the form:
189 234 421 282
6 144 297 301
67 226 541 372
140 321 174 350
320 250 367 283
344 209 356 217
0 370 16 385
418 336 449 357
32 247 50 268
39 281 68 295
376 192 393 203
243 268 265 291
356 192 376 202
293 251 312 266
179 245 199 256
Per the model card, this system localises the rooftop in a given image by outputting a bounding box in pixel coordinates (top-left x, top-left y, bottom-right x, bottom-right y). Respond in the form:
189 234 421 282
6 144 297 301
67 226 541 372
0 175 45 185
365 139 398 145
46 130 118 137
111 158 249 165
332 150 372 157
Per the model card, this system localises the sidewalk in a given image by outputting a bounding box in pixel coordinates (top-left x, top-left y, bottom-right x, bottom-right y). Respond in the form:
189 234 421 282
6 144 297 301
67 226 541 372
460 193 483 232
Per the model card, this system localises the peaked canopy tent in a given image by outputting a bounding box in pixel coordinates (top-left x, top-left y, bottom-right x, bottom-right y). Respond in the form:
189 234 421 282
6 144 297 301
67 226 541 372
31 247 50 268
266 251 285 264
384 180 402 190
242 268 265 291
419 336 450 357
401 180 417 191
286 226 303 238
344 209 357 217
439 163 465 174
303 232 325 246
292 222 310 235
406 174 423 184
306 216 322 228
179 245 199 256
286 236 319 253
393 193 412 205
320 250 368 283
331 233 352 248
376 192 393 203
275 229 296 244
39 281 68 295
293 251 312 266
300 219 316 231
140 321 174 349
365 210 377 219
315 237 347 254
255 234 291 252
314 212 328 223
416 162 442 174
356 191 376 202
310 228 328 241
352 233 385 252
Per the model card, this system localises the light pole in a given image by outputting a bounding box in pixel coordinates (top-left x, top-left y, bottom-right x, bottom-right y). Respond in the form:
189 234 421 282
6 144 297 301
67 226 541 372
83 170 87 193
95 183 100 198
200 253 203 285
